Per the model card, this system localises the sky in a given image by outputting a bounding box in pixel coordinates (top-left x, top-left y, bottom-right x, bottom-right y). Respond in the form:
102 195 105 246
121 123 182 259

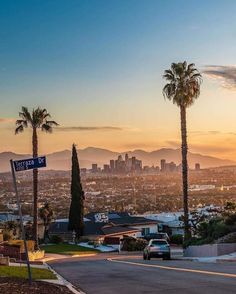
1 0 236 159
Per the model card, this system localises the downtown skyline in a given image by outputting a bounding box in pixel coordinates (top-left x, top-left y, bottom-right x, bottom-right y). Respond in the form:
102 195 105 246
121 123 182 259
1 1 236 160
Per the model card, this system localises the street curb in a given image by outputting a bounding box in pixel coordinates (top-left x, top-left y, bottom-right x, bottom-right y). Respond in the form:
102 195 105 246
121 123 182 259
45 262 86 294
71 253 97 258
41 253 98 263
174 257 236 263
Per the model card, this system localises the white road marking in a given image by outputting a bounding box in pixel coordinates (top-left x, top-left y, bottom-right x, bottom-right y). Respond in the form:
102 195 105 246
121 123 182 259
108 258 236 278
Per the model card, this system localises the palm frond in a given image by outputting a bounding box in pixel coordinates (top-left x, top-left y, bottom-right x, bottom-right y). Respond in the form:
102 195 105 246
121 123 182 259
19 106 32 123
46 120 59 127
42 109 51 119
41 123 52 133
15 125 24 134
16 119 28 128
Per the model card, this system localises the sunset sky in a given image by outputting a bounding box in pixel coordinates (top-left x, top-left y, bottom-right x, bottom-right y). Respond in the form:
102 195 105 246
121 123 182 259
1 0 236 159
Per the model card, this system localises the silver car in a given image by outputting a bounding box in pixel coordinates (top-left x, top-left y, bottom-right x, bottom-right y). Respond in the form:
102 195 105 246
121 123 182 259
143 239 171 260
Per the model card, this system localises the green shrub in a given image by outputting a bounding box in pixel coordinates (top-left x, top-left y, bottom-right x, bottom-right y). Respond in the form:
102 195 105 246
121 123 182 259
211 222 230 240
50 235 63 244
184 237 214 248
3 231 12 241
122 237 147 251
225 213 236 226
79 237 90 243
170 234 183 245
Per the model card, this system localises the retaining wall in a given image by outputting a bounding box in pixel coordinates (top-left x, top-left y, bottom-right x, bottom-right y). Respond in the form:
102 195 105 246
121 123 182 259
184 243 236 257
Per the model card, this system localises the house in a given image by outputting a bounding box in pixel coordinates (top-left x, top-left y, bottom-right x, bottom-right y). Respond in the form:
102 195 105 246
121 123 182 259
49 212 159 242
138 212 184 236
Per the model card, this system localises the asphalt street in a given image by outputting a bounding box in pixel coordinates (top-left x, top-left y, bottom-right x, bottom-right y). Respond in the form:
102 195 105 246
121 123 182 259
49 253 236 294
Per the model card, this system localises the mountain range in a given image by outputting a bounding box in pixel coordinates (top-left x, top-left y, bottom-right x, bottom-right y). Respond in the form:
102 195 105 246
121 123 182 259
0 147 235 172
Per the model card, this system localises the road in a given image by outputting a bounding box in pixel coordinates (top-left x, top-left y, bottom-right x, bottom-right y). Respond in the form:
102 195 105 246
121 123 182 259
49 253 236 294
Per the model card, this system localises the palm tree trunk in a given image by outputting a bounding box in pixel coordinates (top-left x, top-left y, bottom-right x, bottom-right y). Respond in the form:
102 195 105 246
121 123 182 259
32 127 39 249
180 106 191 241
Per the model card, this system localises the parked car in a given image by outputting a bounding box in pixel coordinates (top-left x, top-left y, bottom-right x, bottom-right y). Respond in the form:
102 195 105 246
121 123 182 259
143 233 170 242
143 239 171 260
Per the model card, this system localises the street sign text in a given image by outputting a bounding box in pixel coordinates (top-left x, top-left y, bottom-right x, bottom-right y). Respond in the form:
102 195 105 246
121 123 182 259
13 156 46 172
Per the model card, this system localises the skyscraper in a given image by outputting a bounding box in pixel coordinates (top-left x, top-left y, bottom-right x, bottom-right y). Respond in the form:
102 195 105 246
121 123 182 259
92 163 98 173
195 163 201 171
160 159 166 172
110 160 115 171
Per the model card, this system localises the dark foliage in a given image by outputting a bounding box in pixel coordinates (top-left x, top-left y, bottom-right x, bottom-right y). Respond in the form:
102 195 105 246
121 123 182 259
68 144 85 239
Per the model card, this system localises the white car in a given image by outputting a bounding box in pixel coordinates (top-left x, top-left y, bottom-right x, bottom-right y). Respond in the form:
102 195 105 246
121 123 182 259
143 239 171 260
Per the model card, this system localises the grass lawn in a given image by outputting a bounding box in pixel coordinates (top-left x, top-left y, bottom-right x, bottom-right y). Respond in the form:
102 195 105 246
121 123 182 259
0 265 56 280
40 243 99 255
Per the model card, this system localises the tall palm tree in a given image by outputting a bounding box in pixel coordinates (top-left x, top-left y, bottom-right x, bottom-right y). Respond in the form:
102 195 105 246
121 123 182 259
163 62 202 240
15 106 58 248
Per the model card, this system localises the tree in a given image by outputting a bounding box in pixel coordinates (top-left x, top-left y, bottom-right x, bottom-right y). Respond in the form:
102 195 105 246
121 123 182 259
224 201 236 212
163 62 202 240
3 220 20 240
68 144 85 240
15 106 58 248
39 202 54 242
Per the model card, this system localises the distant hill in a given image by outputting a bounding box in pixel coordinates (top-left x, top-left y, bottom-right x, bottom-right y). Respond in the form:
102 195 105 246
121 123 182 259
0 147 235 172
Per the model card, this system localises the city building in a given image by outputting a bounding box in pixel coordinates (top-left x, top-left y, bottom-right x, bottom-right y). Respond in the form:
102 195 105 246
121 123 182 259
195 163 201 171
160 159 177 172
91 164 98 173
160 159 166 172
103 164 110 173
110 160 115 171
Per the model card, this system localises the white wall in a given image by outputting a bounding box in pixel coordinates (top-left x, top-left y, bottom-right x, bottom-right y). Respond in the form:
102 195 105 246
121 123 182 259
133 224 158 238
184 243 236 257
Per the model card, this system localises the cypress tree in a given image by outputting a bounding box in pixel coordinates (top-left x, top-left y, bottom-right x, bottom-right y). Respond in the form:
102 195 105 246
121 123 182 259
68 144 85 239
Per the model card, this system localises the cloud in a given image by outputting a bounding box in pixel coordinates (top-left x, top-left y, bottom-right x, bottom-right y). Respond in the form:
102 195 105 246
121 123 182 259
0 118 14 123
122 142 156 149
203 65 236 90
190 130 221 136
56 126 123 132
165 140 180 148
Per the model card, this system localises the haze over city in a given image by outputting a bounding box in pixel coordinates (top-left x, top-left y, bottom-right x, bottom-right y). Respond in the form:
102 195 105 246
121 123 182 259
1 0 236 161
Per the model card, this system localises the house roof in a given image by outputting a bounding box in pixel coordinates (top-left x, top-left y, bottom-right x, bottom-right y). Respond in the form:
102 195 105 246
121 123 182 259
109 216 158 226
84 212 158 226
49 211 158 237
101 226 140 236
49 221 140 237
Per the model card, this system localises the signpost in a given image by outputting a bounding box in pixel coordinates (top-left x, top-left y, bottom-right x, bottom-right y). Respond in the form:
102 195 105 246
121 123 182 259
10 156 47 285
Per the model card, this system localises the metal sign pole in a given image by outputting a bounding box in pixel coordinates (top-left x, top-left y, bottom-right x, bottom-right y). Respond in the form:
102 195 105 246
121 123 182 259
10 159 32 285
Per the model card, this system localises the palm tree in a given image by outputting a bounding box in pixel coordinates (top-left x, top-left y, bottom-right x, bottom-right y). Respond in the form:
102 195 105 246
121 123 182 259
15 106 58 248
163 62 202 240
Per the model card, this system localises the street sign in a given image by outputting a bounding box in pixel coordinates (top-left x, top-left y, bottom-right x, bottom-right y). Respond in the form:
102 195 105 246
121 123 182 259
13 156 46 172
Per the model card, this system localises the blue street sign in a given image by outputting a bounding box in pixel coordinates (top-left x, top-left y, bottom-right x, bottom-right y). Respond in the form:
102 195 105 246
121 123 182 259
13 156 47 172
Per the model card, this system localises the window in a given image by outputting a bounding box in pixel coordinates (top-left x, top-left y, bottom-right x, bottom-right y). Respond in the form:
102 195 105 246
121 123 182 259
152 240 168 246
141 227 150 236
158 224 163 232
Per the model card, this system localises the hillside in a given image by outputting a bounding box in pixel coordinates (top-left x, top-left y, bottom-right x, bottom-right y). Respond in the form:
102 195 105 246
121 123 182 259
0 147 235 172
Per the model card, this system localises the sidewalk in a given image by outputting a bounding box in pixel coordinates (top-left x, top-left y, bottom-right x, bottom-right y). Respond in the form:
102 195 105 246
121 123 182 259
177 252 236 263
